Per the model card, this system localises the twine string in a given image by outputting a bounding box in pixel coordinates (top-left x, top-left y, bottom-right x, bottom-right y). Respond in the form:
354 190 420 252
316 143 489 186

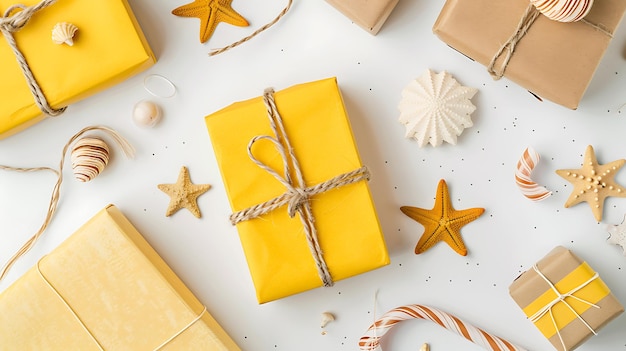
0 0 66 116
37 258 206 351
210 0 292 56
528 265 600 351
487 4 615 80
228 88 371 287
0 126 134 283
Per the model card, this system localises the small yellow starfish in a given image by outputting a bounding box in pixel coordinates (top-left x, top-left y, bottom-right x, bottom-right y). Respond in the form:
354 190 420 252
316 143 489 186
172 0 249 43
556 145 626 222
401 179 484 256
158 166 211 218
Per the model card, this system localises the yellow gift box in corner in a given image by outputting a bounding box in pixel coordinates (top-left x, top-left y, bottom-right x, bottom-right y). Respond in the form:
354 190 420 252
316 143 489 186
0 205 240 350
205 78 390 303
0 0 155 139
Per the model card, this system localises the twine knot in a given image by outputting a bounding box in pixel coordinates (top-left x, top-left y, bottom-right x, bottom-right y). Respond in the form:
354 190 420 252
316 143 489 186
228 88 371 287
287 186 309 218
1 0 66 117
529 264 600 351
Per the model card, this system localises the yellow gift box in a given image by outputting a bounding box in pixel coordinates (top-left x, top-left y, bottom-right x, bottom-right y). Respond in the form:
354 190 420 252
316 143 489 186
0 205 240 350
205 77 390 303
0 0 155 139
509 246 623 351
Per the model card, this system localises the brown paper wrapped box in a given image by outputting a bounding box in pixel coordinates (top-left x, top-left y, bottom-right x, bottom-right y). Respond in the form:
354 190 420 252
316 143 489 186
509 246 623 351
0 205 240 350
433 0 626 109
326 0 399 34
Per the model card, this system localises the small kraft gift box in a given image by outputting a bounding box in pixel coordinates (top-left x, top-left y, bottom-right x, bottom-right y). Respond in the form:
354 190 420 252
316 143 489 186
205 77 390 304
0 205 240 350
0 0 155 139
433 0 626 109
325 0 399 35
509 246 624 351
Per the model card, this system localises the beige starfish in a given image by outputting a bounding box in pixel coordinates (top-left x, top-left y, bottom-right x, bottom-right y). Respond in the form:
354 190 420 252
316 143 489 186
556 145 626 222
158 166 211 218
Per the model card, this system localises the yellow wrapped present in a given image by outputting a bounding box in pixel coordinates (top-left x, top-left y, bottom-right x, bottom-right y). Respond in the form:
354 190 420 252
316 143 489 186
509 246 624 351
205 78 390 303
0 205 240 350
0 0 155 139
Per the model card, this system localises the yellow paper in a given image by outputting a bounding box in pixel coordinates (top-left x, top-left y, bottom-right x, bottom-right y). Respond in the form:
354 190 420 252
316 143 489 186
0 205 240 350
0 0 155 139
522 262 611 339
205 77 390 303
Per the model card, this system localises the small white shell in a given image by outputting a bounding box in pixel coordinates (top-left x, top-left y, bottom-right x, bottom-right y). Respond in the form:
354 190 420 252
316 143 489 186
530 0 594 22
71 137 110 182
320 312 335 328
132 100 162 128
52 22 78 46
398 70 477 147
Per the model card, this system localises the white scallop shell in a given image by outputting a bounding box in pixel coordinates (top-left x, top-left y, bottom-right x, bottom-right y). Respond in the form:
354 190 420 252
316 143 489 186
71 137 110 182
398 70 477 147
530 0 594 22
52 22 78 46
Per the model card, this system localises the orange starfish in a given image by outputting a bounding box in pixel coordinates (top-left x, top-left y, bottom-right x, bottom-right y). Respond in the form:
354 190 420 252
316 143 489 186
401 179 484 256
172 0 249 43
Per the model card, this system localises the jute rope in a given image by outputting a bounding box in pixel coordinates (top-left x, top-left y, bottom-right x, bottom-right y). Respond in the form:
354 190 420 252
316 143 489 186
210 0 292 56
0 126 134 283
0 0 66 116
229 88 371 287
487 4 615 80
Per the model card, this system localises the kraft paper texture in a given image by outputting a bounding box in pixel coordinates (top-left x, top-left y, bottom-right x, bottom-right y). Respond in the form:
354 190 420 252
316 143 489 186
433 0 626 109
325 0 399 34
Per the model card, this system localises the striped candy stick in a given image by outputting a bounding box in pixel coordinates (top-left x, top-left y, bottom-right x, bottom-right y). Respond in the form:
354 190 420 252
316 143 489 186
515 147 552 202
358 304 528 351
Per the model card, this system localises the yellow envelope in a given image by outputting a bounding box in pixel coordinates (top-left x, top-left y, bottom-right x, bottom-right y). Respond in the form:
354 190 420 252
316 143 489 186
0 205 240 350
205 77 390 303
0 0 155 139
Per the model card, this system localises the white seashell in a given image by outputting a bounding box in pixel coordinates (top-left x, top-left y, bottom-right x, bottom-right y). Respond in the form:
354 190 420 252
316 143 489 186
398 69 477 147
607 214 626 256
52 22 78 46
132 100 162 128
320 312 335 328
515 147 552 201
71 137 110 182
530 0 594 22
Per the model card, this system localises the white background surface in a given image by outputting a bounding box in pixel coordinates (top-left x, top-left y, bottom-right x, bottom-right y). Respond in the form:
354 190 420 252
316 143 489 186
1 0 626 350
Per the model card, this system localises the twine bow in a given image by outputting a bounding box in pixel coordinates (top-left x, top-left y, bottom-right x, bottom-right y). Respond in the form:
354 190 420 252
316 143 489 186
487 4 614 80
528 265 600 351
229 88 371 287
1 0 66 116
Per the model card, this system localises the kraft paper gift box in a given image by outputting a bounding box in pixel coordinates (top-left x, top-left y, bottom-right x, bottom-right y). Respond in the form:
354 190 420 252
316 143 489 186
325 0 399 34
205 77 390 303
0 205 240 350
509 246 624 351
0 0 155 139
432 0 626 109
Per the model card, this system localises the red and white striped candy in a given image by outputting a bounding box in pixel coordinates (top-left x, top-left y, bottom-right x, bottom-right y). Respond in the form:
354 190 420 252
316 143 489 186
515 147 552 202
530 0 594 22
359 304 528 351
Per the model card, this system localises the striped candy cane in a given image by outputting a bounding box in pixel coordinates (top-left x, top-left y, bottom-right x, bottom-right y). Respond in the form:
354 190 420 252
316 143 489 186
358 304 528 351
515 147 552 201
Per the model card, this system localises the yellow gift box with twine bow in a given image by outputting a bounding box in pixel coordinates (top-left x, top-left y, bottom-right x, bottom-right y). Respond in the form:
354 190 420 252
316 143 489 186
433 0 626 109
509 246 623 351
205 77 390 304
0 205 240 350
0 0 154 139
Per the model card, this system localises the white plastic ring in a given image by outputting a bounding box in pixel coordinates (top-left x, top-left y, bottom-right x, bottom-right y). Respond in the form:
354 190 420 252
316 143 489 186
143 74 177 99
